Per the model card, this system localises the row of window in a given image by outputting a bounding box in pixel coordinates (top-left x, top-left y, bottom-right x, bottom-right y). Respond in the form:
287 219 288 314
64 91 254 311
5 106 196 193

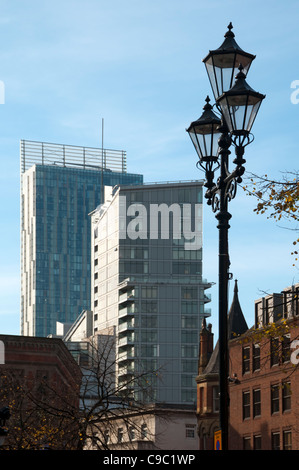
242 335 290 374
119 330 199 344
124 188 202 204
119 344 199 359
117 315 199 330
243 429 292 450
243 381 291 420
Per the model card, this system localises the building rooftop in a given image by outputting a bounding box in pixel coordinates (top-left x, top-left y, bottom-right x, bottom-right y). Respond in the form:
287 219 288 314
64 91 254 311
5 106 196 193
20 139 127 173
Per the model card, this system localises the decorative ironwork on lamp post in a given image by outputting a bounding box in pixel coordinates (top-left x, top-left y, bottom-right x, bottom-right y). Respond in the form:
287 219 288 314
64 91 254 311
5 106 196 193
186 23 265 451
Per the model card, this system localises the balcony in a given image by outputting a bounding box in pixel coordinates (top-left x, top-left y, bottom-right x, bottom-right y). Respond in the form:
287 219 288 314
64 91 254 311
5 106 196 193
118 335 134 348
118 305 136 319
118 348 135 364
118 364 135 377
119 291 135 305
118 320 134 333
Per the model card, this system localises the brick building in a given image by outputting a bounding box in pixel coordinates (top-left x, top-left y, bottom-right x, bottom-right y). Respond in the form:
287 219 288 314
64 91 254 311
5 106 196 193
196 281 299 450
0 334 82 449
196 280 248 449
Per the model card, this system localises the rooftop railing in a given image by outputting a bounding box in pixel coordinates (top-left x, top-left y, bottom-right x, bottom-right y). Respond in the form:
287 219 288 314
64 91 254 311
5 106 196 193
20 139 127 173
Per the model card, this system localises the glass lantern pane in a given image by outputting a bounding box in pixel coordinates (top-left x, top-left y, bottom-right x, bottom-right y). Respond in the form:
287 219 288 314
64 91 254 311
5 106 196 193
235 54 252 74
206 55 236 100
225 94 248 133
205 62 219 100
211 130 221 157
246 101 262 133
189 125 220 160
202 126 221 159
219 100 233 133
203 133 212 157
230 104 246 132
189 131 204 159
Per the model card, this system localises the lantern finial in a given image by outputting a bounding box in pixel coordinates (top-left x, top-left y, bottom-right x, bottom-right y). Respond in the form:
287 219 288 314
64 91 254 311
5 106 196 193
225 22 234 37
204 95 212 110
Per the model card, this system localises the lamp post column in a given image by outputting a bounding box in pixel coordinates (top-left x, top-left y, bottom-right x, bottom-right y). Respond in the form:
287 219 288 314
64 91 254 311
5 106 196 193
214 127 231 451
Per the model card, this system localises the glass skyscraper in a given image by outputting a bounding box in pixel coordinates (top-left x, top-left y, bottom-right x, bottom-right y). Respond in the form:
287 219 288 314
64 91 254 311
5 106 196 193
21 140 143 337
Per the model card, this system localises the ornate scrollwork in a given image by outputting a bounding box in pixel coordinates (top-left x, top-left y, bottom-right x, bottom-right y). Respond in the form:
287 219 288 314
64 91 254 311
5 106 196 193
225 178 238 203
211 191 220 213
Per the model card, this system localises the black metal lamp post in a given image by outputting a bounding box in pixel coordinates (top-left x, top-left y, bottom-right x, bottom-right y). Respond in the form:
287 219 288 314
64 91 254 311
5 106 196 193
187 24 265 451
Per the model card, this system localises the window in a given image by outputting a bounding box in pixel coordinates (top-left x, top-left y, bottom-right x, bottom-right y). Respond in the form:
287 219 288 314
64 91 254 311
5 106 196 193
181 316 198 329
140 330 157 342
181 287 197 300
141 301 157 313
181 330 198 343
271 337 280 366
173 262 201 275
181 301 198 314
199 387 204 413
141 424 147 440
282 335 290 363
141 286 157 299
282 382 291 412
254 435 262 450
271 384 280 414
253 389 261 418
253 344 260 371
141 344 158 357
181 345 197 358
181 375 195 387
242 347 250 374
283 430 292 450
272 432 280 450
104 430 109 444
185 424 196 439
117 428 123 443
129 427 136 441
213 386 219 412
243 436 251 450
243 391 250 420
140 315 157 328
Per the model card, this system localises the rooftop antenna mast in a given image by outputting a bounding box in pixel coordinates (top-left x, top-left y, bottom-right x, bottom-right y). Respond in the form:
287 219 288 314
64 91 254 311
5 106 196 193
101 118 104 202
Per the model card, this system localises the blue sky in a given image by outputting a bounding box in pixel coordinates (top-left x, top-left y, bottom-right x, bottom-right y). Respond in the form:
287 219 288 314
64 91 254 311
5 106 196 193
0 0 298 338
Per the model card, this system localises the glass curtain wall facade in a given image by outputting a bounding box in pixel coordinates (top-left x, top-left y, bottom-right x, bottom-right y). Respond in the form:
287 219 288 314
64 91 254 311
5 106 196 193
92 181 211 405
21 141 143 337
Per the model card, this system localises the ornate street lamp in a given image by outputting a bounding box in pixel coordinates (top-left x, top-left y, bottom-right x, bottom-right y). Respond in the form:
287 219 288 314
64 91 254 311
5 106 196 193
217 64 265 142
187 96 221 192
187 24 265 451
203 22 256 101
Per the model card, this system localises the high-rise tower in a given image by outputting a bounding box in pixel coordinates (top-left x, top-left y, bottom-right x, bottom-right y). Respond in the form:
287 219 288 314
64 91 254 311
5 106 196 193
90 181 212 404
21 140 143 337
